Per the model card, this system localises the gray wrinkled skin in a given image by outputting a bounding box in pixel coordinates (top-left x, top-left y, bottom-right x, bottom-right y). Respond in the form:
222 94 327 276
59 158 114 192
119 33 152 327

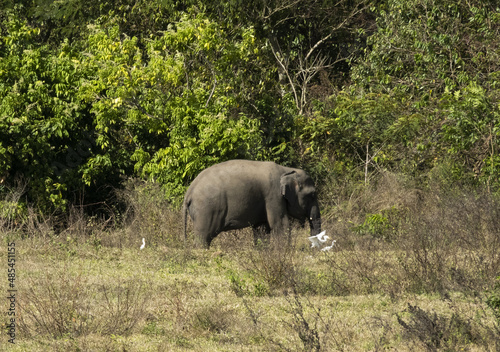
183 160 321 248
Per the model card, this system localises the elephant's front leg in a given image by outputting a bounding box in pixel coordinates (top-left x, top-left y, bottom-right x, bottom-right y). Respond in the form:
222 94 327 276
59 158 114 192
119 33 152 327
267 211 290 243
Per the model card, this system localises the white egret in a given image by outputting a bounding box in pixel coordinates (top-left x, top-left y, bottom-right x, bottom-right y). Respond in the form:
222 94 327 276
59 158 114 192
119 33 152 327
321 240 336 251
308 230 329 248
140 238 145 250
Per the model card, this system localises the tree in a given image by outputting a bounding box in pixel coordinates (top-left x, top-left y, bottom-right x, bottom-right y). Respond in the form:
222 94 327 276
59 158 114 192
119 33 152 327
78 13 275 200
202 0 371 115
0 14 91 211
302 0 500 187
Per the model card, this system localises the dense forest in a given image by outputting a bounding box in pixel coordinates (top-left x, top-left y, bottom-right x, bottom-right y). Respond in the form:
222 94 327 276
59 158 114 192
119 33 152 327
3 2 500 350
1 0 499 215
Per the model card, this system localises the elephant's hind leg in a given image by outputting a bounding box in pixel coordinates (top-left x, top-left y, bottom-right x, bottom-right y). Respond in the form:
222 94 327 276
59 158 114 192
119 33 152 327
192 225 218 248
192 209 222 248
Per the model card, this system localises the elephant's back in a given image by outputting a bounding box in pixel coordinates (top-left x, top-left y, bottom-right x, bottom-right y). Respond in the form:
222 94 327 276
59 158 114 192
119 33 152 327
196 160 281 181
186 160 282 199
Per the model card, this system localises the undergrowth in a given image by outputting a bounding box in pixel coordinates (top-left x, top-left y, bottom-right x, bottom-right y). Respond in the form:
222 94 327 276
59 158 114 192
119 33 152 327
2 173 500 350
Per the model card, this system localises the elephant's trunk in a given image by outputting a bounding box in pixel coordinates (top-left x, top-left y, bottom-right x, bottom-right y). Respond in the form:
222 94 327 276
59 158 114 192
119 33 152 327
308 203 321 236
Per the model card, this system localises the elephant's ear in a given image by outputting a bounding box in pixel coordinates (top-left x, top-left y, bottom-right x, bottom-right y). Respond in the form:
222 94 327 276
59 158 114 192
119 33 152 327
280 171 298 200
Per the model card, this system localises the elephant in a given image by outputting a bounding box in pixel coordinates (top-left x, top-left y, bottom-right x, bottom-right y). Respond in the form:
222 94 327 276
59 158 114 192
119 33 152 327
183 160 322 248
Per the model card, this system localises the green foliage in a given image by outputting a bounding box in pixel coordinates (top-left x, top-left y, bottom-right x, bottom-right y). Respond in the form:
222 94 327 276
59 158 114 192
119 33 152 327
353 213 391 238
441 83 500 187
1 0 500 213
0 14 90 211
226 269 269 297
79 14 269 200
0 6 290 211
25 0 182 44
302 0 500 189
355 0 500 93
0 198 25 223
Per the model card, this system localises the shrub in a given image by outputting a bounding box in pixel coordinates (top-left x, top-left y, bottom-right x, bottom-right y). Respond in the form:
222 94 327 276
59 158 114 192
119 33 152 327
18 266 148 338
395 188 500 294
117 179 183 248
192 304 236 334
234 234 301 295
396 301 495 351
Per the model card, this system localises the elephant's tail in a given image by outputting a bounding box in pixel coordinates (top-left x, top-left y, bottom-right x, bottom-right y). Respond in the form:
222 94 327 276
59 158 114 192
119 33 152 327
183 198 190 243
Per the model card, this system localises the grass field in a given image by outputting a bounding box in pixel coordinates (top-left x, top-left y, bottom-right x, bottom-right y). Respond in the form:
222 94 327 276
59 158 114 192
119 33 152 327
2 175 500 351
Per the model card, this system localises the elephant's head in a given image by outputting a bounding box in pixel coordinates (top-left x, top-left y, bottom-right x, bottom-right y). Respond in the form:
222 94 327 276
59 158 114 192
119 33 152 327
280 170 322 236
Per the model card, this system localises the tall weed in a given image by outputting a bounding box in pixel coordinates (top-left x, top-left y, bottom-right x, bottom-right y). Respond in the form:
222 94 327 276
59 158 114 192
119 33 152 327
318 171 500 296
117 179 183 248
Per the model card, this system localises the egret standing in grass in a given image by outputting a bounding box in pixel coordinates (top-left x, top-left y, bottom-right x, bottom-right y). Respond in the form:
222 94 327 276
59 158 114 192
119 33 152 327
308 230 329 248
140 238 145 250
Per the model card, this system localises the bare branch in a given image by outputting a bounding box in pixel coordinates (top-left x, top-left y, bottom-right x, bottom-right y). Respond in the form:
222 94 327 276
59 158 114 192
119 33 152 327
269 35 300 111
206 69 217 108
262 0 370 114
305 1 369 63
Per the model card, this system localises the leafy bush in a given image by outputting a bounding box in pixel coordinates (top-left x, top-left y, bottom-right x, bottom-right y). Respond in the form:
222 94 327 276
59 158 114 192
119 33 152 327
2 0 500 230
78 15 280 201
303 0 500 190
0 6 291 212
352 211 394 240
0 14 92 211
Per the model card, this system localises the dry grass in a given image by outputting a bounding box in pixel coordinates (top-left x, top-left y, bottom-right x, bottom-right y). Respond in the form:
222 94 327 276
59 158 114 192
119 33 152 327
115 178 184 248
18 267 148 339
2 175 500 351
